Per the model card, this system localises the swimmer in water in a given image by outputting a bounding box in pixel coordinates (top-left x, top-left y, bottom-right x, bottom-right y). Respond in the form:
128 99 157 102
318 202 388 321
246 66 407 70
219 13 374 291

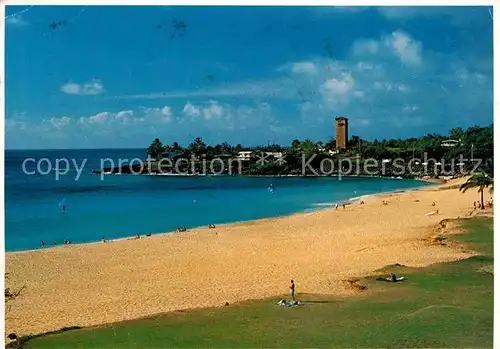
61 205 66 214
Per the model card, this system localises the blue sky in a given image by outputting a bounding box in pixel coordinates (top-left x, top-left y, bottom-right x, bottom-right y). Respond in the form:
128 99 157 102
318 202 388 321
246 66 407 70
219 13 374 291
4 6 493 149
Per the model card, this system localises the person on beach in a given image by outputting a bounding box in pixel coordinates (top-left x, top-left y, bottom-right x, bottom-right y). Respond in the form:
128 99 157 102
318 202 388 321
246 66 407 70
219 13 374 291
101 237 106 243
474 201 477 209
335 203 338 210
40 240 45 248
342 203 346 210
290 280 295 301
386 273 397 282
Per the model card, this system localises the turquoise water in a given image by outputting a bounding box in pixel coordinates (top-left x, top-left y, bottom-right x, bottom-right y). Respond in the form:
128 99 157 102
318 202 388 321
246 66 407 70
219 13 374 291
5 149 430 251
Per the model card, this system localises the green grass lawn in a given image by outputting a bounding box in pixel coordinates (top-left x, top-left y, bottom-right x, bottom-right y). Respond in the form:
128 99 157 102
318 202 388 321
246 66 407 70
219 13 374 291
14 217 493 349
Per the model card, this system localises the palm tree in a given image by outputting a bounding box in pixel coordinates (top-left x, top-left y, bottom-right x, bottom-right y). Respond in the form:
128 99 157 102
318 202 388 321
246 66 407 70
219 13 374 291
291 139 301 150
221 141 234 155
187 137 207 157
300 139 317 158
147 138 165 160
459 172 493 209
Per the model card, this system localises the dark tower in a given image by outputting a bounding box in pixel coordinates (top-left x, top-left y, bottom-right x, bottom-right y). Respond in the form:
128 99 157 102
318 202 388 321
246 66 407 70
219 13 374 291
335 117 348 149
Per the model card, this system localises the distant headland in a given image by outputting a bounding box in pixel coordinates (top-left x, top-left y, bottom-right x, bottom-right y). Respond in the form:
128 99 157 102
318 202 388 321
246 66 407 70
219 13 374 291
92 124 493 179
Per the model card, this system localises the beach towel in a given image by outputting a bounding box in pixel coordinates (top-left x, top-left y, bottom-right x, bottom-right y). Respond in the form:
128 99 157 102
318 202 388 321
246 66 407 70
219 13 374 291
376 277 405 282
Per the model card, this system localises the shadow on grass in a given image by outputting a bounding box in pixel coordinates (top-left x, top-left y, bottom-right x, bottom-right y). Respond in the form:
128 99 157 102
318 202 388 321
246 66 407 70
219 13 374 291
300 300 337 304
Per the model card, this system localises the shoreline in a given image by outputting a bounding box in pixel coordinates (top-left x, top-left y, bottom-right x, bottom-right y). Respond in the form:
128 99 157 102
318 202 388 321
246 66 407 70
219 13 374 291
6 177 482 337
6 177 436 255
103 171 447 181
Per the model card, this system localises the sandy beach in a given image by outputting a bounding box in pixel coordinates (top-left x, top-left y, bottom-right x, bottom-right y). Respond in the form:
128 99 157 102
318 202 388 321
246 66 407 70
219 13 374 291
5 177 491 337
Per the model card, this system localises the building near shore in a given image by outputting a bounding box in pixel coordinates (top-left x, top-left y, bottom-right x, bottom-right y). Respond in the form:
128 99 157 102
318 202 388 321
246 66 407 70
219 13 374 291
335 117 348 149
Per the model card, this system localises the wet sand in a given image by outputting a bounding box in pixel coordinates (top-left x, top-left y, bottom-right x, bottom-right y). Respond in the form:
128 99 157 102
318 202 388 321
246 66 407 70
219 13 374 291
5 178 489 337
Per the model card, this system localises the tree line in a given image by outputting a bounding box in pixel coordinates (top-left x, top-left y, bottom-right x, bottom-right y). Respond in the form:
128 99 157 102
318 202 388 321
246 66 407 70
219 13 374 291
145 124 493 178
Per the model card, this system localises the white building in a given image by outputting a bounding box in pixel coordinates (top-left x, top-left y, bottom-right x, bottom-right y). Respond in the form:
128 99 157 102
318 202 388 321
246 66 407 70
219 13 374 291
318 147 339 156
236 151 284 161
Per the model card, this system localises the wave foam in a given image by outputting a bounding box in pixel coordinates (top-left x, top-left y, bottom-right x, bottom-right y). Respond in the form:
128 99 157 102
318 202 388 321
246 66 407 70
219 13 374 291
312 202 339 207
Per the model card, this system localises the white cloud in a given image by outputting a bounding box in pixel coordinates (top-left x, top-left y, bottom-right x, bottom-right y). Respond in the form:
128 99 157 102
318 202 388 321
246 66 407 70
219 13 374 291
109 31 421 104
383 30 422 66
161 106 172 116
182 102 201 117
352 30 423 67
60 83 81 95
321 73 356 105
201 101 224 120
183 101 233 128
6 15 28 26
7 18 492 149
141 106 174 123
455 68 487 86
291 61 318 75
351 39 380 56
10 100 277 149
355 62 382 72
5 118 28 131
89 112 109 124
115 110 134 119
23 101 261 144
111 78 292 100
49 116 71 129
60 80 105 95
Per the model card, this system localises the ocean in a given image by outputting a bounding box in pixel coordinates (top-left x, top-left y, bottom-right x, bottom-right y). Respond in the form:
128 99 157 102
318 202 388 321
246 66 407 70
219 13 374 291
5 149 430 252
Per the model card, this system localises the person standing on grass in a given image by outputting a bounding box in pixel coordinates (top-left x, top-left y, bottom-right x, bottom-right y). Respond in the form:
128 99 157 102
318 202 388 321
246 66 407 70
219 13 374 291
290 280 295 301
